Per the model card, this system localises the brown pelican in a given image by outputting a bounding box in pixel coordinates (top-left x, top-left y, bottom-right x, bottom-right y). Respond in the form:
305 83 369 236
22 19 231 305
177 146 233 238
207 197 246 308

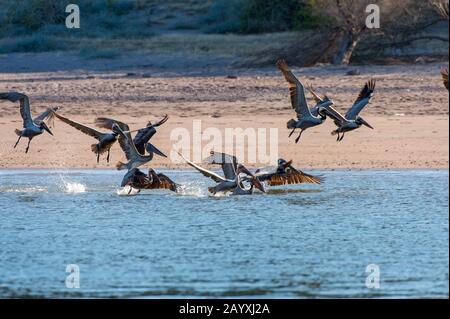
120 168 180 194
254 159 323 186
0 92 57 153
95 115 168 157
276 59 334 143
309 80 375 142
179 151 265 195
441 67 449 91
53 112 119 163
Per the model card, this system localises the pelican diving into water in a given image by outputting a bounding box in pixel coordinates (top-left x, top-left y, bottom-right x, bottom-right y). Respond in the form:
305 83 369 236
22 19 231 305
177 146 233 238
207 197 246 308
308 80 375 142
0 92 57 153
179 151 265 195
120 168 180 194
254 158 323 186
276 59 334 143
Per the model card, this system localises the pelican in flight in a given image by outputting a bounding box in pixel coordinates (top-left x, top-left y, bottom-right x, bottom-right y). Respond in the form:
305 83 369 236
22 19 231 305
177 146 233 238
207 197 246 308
276 59 334 143
441 67 449 91
95 115 168 157
112 123 164 171
309 80 375 141
120 168 180 194
0 92 56 153
254 159 323 186
53 112 120 163
179 151 265 195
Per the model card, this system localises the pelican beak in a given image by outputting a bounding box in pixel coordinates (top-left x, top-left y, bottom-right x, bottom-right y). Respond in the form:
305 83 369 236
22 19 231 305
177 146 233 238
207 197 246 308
42 123 53 136
252 177 266 193
146 143 167 158
359 117 374 129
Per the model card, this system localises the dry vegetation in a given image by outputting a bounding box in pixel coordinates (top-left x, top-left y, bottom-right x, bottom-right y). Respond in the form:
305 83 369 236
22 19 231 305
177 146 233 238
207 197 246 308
0 0 447 67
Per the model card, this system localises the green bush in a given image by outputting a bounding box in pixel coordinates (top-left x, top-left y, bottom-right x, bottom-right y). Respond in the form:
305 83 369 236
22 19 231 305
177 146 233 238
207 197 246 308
5 0 66 31
202 0 244 34
202 0 320 34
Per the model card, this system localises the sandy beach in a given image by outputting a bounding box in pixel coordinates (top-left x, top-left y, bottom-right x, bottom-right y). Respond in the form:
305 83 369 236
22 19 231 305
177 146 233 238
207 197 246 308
0 63 448 169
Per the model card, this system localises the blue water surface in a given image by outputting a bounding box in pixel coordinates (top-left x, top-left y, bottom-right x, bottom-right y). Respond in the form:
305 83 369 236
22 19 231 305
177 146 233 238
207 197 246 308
0 169 448 298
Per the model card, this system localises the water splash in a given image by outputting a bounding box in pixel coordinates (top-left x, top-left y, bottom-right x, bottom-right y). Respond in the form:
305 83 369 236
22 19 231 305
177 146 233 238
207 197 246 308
177 182 208 197
57 173 86 194
64 182 86 194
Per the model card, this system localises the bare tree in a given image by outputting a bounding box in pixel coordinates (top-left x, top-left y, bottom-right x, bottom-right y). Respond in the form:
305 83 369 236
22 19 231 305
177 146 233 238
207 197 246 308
310 0 416 65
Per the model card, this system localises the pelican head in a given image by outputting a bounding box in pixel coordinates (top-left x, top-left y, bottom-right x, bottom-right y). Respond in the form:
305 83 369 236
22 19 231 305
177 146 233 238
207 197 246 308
39 122 53 136
278 158 287 166
277 158 293 169
356 116 373 129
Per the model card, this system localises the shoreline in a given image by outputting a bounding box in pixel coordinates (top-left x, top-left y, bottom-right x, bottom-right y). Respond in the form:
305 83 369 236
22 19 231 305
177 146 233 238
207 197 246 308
1 114 448 170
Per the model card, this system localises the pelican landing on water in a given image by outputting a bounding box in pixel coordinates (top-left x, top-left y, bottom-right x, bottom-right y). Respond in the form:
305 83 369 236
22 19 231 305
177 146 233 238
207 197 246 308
120 168 180 194
276 59 334 143
309 80 375 142
254 159 323 186
179 151 265 195
0 92 57 153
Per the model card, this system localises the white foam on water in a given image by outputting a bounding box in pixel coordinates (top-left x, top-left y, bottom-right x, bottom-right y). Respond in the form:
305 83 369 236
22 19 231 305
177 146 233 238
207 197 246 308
57 173 86 194
177 182 208 197
64 182 86 194
117 186 140 196
2 186 47 193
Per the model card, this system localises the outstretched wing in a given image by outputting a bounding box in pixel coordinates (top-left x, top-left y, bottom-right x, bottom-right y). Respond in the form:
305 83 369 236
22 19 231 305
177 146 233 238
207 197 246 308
346 79 376 120
441 67 449 91
54 112 104 140
276 59 312 118
256 164 322 186
135 115 169 153
146 170 180 192
0 92 33 128
133 127 157 154
178 152 225 183
34 106 59 127
94 117 130 132
320 104 347 125
307 84 324 105
203 151 238 180
306 84 329 117
147 114 169 127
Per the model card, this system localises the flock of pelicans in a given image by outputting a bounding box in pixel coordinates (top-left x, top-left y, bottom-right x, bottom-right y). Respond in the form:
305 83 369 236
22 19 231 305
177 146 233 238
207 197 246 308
1 60 449 195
